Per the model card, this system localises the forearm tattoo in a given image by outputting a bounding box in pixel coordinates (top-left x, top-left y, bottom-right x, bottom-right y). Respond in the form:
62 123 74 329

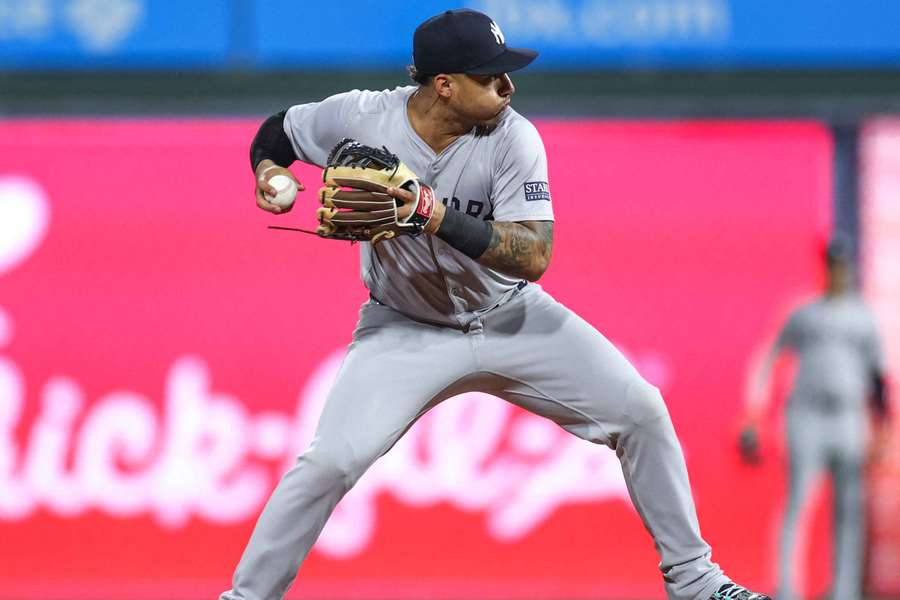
478 221 553 280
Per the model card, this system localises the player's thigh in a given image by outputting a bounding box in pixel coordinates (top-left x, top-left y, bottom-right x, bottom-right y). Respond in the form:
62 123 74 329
828 416 866 505
784 411 828 508
827 410 868 463
311 302 475 465
488 377 613 445
481 288 662 437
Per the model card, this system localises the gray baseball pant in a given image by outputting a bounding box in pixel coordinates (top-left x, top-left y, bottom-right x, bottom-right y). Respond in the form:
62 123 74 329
221 285 728 600
777 404 866 600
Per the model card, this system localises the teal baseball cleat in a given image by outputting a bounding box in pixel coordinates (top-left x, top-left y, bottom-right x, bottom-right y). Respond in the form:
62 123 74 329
708 582 772 600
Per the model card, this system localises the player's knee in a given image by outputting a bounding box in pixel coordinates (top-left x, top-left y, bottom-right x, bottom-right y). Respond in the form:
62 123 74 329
624 380 669 428
296 446 368 489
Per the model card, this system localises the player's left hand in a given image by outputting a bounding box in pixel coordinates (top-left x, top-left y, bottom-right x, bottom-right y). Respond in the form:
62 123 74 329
385 186 416 219
386 186 445 233
739 424 761 464
315 138 438 243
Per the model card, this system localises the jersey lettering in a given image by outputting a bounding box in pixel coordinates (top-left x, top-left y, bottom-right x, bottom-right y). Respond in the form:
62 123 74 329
443 197 487 219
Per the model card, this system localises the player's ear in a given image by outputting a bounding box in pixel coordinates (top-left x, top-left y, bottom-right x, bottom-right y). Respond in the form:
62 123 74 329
433 74 453 99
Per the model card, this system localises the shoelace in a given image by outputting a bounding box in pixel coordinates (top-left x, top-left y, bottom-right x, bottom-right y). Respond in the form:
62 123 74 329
712 583 763 599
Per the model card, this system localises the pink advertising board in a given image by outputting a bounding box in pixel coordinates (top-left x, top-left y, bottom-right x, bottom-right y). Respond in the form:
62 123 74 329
0 119 831 599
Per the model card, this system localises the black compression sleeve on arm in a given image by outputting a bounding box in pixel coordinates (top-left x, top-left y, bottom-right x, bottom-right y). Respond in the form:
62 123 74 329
435 206 494 259
250 111 297 172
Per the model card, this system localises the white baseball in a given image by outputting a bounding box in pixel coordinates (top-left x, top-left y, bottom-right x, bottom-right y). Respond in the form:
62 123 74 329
265 174 298 208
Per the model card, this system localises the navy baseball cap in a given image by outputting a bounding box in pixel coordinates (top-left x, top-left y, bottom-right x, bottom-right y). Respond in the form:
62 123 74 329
413 9 538 75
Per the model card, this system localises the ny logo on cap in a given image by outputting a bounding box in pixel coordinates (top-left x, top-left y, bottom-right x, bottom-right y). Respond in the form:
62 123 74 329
489 20 505 45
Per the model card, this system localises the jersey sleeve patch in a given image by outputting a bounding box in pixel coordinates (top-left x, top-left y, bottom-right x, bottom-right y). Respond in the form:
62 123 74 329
524 181 551 202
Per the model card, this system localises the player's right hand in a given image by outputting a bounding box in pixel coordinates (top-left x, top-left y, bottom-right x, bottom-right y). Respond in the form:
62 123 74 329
255 160 305 214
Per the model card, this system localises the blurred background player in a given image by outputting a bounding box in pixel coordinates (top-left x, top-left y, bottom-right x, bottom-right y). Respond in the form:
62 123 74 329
740 237 892 600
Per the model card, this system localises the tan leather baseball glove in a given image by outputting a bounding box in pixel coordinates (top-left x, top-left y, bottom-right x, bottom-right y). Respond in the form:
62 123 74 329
316 138 436 244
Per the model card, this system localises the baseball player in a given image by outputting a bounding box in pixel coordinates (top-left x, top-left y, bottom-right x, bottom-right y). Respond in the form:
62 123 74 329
740 238 891 600
222 9 770 600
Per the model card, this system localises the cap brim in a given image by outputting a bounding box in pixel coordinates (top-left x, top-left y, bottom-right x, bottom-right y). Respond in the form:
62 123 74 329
466 47 538 75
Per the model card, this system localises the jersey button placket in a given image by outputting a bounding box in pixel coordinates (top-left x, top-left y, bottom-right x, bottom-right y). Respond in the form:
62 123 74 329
448 285 469 329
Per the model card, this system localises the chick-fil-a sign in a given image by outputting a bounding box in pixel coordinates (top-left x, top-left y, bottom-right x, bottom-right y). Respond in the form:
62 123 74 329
0 120 831 599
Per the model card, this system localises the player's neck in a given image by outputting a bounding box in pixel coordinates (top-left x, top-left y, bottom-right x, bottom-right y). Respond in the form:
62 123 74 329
407 88 474 154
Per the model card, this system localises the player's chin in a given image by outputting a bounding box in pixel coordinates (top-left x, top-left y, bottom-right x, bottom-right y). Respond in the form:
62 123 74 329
479 104 509 126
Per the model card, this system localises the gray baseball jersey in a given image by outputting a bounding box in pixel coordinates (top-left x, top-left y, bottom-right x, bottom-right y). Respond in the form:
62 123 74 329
284 86 554 328
221 88 737 600
775 293 884 411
